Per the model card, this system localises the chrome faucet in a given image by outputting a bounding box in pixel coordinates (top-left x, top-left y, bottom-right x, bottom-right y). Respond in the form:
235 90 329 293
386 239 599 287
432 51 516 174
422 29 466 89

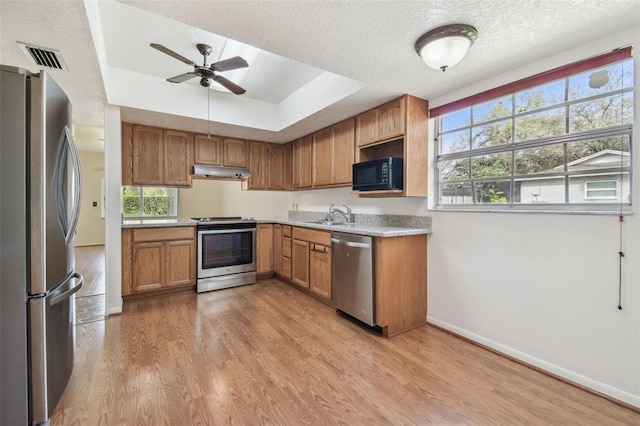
329 203 353 223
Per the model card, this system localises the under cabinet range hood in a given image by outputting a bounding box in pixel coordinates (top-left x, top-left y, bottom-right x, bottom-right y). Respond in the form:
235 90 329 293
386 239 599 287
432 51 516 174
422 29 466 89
193 164 252 179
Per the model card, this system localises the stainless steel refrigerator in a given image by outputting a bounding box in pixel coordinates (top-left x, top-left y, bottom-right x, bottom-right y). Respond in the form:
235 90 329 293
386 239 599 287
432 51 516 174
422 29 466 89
1 66 83 425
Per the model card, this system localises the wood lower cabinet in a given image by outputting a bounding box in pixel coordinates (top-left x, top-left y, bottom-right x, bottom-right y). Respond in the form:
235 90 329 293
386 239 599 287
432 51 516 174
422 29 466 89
374 234 427 337
256 224 273 276
122 226 196 299
281 226 292 280
273 224 282 275
309 243 331 299
290 227 332 304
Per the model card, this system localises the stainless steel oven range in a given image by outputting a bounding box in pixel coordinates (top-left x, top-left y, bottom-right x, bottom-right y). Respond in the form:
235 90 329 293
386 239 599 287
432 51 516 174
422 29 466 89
191 217 257 293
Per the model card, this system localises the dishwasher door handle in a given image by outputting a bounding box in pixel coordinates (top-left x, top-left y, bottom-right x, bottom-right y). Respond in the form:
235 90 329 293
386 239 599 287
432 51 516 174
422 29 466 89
331 237 371 249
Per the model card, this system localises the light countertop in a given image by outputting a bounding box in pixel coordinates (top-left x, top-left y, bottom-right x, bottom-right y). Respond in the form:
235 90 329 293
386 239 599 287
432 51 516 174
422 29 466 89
258 219 431 238
121 219 197 228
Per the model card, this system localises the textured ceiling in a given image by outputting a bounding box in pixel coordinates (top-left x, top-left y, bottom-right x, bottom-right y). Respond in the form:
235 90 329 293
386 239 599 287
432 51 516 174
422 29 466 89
1 0 639 150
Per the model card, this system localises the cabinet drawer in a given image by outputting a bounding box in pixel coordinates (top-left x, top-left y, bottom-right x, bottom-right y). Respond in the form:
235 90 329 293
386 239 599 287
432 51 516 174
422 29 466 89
283 225 292 237
283 236 292 258
293 227 331 246
133 227 195 243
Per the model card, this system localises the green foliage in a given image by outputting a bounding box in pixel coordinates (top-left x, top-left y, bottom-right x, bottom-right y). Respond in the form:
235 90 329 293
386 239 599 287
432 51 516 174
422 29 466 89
122 186 174 216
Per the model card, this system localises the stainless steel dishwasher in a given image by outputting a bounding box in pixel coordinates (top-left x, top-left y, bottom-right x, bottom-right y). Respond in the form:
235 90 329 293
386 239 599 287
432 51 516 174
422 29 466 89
331 232 374 326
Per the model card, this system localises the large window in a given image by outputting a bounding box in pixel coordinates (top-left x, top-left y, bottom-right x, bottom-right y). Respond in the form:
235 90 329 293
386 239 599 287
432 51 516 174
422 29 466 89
122 186 178 217
434 52 633 212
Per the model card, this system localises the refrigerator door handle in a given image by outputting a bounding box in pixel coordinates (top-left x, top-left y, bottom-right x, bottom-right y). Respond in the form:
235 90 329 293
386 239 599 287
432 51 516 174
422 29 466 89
52 126 82 245
66 126 82 240
49 272 84 306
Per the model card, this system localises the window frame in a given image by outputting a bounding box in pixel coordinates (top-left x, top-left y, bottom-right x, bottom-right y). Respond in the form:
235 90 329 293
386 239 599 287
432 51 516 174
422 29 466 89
122 186 179 218
584 179 619 200
432 52 633 213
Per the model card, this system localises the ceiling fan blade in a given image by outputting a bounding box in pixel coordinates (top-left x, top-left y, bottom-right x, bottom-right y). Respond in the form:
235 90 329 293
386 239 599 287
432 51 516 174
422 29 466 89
167 72 198 83
150 43 195 66
211 56 249 72
212 75 246 95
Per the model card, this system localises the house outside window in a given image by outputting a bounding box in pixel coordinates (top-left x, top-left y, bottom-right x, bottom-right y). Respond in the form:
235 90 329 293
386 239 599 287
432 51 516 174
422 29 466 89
122 186 178 217
584 180 619 200
433 50 633 212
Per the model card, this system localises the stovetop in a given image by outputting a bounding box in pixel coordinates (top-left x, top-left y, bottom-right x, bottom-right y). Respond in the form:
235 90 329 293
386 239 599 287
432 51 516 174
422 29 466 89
190 216 256 225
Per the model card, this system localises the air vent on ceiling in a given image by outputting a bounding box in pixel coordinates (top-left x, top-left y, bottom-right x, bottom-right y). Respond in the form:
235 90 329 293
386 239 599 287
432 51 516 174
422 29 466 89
17 42 68 71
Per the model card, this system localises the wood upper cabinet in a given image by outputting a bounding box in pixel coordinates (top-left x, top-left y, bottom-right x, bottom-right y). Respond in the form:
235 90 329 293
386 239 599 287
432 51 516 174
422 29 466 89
355 108 378 147
222 137 248 168
312 128 333 187
332 119 355 185
268 143 287 190
377 97 405 142
163 130 193 187
292 136 312 189
194 134 222 166
256 224 273 274
309 244 331 300
291 239 310 289
246 141 267 190
124 123 193 187
356 95 429 198
311 118 354 188
132 125 164 185
122 226 196 298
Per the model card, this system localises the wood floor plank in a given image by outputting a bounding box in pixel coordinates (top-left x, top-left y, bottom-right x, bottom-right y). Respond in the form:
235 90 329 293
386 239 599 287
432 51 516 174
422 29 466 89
51 279 640 425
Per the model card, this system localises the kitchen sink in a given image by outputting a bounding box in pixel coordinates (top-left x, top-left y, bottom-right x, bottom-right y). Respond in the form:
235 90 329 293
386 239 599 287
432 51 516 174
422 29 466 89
306 220 348 226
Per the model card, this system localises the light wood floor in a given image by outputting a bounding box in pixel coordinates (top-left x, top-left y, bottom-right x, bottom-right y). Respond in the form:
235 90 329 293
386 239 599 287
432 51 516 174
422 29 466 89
52 279 639 425
74 245 106 324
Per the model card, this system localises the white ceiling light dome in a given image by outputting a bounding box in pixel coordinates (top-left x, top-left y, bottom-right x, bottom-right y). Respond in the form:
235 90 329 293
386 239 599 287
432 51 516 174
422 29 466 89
415 24 478 72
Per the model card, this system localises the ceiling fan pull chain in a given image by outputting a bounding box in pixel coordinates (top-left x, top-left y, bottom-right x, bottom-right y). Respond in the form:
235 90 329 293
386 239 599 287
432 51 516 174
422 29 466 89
207 87 211 138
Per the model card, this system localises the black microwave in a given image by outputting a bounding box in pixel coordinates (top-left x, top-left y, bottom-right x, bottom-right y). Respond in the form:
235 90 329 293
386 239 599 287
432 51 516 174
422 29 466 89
352 157 403 191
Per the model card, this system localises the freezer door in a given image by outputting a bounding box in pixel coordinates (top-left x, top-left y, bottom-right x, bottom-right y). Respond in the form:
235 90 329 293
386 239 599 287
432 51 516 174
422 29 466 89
28 272 83 424
29 71 81 295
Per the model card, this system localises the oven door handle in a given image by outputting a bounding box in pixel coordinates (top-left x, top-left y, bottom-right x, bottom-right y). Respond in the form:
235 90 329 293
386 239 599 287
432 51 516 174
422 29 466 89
198 228 256 235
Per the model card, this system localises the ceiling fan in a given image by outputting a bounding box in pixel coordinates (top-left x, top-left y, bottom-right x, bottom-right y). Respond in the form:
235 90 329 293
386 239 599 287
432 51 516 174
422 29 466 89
150 43 248 94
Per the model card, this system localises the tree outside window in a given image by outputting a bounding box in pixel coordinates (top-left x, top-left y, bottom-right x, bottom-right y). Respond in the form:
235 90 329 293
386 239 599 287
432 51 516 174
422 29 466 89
122 186 178 216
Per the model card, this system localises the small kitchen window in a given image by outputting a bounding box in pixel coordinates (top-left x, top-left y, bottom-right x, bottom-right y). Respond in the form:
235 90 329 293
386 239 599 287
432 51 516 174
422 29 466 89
122 186 178 217
431 48 633 213
584 180 618 200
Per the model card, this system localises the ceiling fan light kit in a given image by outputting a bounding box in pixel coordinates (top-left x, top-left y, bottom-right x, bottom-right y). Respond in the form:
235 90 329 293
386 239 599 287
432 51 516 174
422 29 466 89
415 24 478 72
150 43 248 94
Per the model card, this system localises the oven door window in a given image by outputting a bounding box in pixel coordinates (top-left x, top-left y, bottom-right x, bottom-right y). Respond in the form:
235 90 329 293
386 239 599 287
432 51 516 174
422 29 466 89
201 231 253 269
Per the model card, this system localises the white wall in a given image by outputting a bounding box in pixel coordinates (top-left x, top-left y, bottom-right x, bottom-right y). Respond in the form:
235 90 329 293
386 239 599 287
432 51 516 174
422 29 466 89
75 150 105 246
426 28 640 407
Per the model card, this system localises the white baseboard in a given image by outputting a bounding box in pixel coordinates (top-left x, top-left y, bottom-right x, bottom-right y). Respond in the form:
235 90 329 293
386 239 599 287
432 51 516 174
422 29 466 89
75 242 105 247
105 306 122 316
427 316 640 409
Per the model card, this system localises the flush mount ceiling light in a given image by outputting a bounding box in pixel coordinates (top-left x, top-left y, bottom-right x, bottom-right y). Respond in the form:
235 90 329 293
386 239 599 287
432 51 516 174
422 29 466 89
415 24 478 72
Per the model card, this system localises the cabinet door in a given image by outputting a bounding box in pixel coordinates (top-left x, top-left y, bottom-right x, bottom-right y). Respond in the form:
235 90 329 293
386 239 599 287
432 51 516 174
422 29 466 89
194 134 222 166
310 244 331 300
273 224 282 275
267 143 286 190
122 122 133 185
132 242 164 292
256 224 273 274
332 119 355 185
222 138 248 168
164 130 193 187
355 109 378 147
165 239 196 287
247 141 267 189
132 125 164 185
378 97 405 141
312 128 333 187
284 142 293 190
291 239 309 289
293 136 312 189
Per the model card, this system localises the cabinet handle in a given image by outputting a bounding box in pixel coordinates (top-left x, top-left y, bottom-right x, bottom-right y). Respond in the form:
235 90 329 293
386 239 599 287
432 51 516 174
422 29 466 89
312 244 327 254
